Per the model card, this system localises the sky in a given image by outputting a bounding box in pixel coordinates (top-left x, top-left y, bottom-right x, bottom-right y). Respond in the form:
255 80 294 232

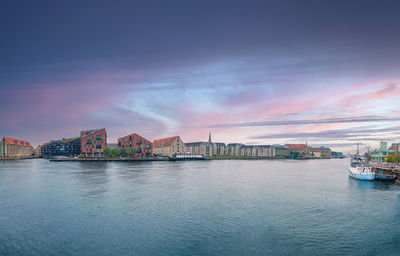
1 0 400 153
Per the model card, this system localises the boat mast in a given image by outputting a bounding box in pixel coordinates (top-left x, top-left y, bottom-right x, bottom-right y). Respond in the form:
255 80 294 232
356 142 359 157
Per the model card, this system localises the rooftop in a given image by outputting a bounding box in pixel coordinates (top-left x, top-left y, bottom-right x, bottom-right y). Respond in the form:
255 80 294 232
153 136 179 147
3 137 32 147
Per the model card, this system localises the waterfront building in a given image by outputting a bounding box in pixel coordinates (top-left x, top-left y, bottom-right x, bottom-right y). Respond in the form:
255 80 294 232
331 151 344 158
213 142 226 155
118 133 152 157
153 136 186 157
1 137 34 158
227 143 243 156
273 145 290 157
319 147 332 158
41 137 81 157
257 145 275 157
185 132 214 156
239 145 274 157
81 128 107 157
184 142 203 155
389 143 400 152
371 141 397 162
309 148 322 158
285 144 310 158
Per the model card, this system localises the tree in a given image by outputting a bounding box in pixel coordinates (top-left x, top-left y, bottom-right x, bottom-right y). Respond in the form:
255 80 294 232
112 148 121 157
126 147 136 157
386 155 394 162
120 147 127 157
394 153 400 163
103 147 112 157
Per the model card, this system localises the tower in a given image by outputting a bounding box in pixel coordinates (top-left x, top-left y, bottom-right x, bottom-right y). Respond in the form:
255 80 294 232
208 132 212 144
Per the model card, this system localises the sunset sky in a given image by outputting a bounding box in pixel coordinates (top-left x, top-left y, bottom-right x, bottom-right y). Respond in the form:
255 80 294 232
1 0 400 152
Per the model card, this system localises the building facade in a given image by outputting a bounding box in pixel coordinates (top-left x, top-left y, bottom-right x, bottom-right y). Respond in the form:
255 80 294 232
389 143 400 152
285 144 310 158
185 133 214 156
118 133 153 157
273 145 290 157
41 137 81 157
309 148 322 158
227 143 243 156
238 145 274 157
81 128 107 157
153 136 186 157
1 137 34 158
213 143 226 155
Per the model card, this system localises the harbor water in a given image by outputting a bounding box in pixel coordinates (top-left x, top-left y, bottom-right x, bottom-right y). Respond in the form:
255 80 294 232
1 158 400 255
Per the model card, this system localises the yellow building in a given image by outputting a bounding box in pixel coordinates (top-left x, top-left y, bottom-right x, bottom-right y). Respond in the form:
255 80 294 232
153 136 186 157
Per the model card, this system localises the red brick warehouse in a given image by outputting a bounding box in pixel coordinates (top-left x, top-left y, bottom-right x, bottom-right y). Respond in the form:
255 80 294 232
118 133 153 157
81 128 107 157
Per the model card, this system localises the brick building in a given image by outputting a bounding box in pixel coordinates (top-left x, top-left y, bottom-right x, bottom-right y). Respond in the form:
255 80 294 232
118 133 152 157
80 128 107 157
1 137 34 158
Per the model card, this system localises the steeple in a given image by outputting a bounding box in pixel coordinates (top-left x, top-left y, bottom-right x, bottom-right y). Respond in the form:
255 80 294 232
208 131 212 143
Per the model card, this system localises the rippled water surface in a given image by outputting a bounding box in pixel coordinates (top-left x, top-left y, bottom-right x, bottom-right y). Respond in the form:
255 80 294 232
1 158 400 255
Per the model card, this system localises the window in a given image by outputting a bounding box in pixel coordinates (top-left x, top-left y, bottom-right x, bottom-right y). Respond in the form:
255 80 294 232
137 140 142 144
96 144 101 149
87 140 92 144
145 144 151 149
96 135 101 140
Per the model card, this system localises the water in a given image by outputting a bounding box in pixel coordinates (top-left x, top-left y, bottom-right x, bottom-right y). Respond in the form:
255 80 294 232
1 159 400 255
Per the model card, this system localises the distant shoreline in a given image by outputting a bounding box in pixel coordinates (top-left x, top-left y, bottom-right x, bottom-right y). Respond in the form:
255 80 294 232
1 156 345 162
0 156 344 162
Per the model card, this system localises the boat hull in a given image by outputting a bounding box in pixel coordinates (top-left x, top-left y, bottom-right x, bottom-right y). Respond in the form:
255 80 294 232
349 170 375 181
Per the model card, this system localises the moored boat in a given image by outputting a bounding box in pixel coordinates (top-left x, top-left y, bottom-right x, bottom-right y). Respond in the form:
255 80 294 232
372 162 398 182
349 157 375 181
169 154 205 161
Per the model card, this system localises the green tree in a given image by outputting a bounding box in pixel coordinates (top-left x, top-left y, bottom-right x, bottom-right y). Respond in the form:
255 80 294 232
103 147 112 157
386 155 394 162
126 147 136 157
112 148 121 157
394 153 400 163
120 147 127 157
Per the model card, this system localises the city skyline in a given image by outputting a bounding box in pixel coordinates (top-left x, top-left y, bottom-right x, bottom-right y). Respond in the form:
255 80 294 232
1 1 400 152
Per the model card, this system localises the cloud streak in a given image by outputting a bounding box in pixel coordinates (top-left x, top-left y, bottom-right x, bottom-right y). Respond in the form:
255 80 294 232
203 116 400 129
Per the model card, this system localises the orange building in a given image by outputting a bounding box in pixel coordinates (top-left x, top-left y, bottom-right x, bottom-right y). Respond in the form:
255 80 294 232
118 133 153 157
80 128 107 157
285 143 310 158
1 137 34 158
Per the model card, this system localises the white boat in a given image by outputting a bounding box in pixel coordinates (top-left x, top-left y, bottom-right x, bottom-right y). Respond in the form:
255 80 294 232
349 157 375 181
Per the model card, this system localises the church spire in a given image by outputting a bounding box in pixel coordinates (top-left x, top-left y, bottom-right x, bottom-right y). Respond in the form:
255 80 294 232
208 131 212 143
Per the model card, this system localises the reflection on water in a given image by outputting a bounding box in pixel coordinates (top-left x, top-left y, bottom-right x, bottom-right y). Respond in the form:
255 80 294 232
1 158 400 256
